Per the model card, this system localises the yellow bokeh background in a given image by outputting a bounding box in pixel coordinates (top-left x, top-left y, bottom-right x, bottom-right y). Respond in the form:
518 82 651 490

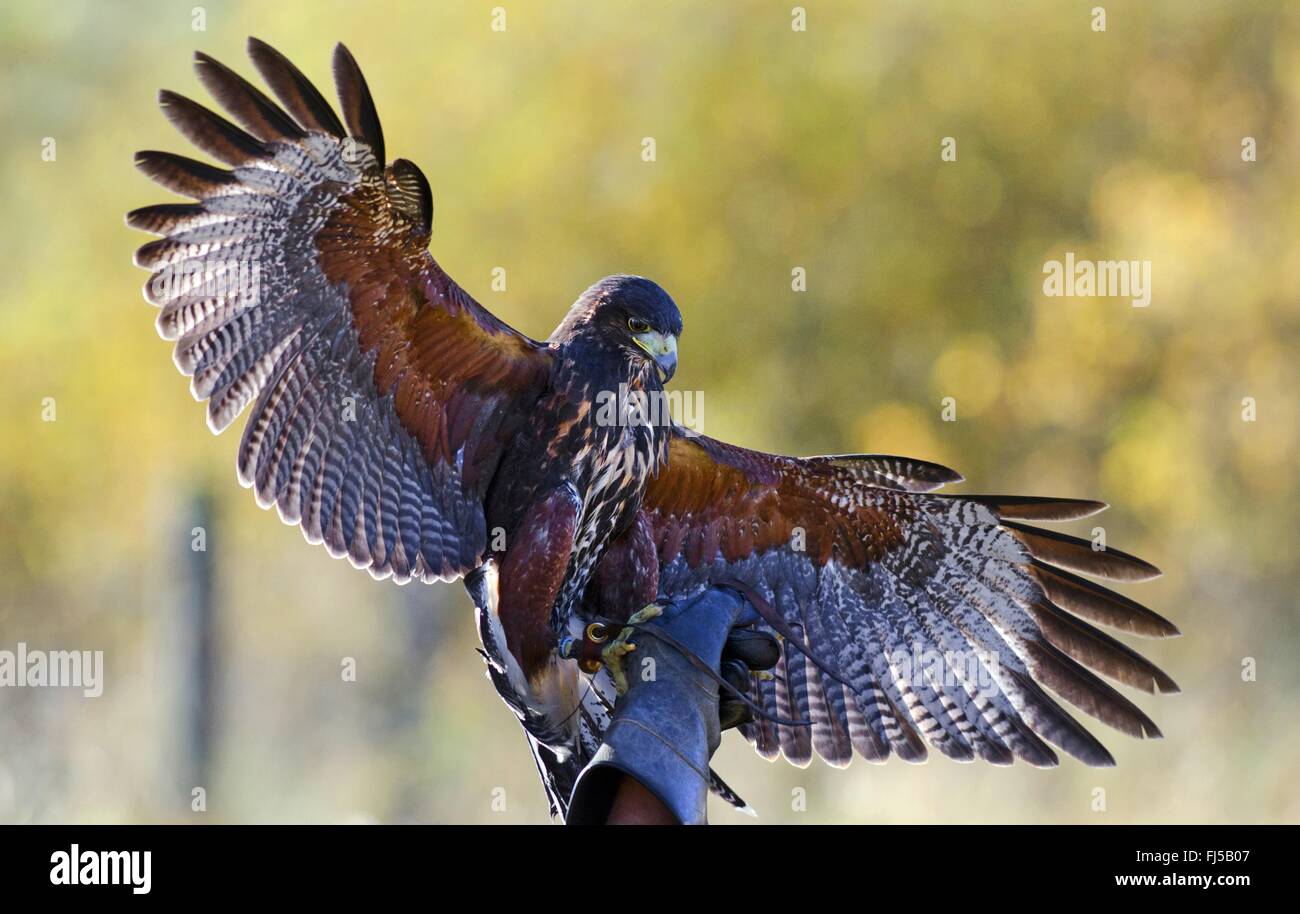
0 0 1296 823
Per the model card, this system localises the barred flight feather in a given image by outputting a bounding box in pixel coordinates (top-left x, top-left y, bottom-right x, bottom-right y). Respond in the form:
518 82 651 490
646 430 1175 770
129 38 552 584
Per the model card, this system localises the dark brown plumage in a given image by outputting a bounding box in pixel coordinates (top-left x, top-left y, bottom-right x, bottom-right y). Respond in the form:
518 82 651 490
129 39 1177 820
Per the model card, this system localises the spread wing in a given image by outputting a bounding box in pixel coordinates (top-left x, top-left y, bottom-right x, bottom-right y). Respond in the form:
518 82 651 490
642 431 1179 769
128 38 551 583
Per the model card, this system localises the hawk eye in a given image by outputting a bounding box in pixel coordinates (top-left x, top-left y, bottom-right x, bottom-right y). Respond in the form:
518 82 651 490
628 318 651 334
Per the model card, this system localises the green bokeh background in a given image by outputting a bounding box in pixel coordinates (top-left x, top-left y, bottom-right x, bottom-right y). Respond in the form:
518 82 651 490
1 0 1296 823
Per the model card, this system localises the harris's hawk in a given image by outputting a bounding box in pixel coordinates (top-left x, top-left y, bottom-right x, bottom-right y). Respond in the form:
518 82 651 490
128 39 1178 820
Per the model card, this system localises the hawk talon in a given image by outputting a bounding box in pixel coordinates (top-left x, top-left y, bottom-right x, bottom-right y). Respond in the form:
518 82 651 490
601 603 664 694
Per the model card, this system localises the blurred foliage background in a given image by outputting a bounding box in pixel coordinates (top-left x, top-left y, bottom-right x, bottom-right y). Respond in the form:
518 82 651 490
1 0 1297 824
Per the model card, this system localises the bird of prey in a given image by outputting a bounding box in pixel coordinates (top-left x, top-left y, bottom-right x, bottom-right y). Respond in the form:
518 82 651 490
128 39 1178 821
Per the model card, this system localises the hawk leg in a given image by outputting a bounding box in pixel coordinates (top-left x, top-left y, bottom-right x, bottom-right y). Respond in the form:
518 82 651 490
601 603 664 693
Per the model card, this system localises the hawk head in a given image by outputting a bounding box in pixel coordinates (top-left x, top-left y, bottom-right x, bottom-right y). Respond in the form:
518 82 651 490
550 275 681 383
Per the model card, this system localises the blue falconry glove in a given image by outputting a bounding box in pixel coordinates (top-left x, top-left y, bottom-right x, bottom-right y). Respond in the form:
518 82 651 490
566 585 780 825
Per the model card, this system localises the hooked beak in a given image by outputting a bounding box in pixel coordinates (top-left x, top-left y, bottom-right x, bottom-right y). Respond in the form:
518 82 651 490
634 331 678 383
